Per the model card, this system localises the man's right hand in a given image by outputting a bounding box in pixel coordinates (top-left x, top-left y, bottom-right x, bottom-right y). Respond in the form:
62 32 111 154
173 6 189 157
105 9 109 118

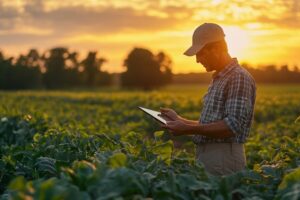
159 107 180 121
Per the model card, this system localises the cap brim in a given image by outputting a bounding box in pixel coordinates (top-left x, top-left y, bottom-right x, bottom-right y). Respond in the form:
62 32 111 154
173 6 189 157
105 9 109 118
183 44 205 56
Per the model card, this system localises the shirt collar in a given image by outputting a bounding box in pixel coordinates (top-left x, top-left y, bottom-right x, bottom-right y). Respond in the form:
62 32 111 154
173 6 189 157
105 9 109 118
212 58 238 80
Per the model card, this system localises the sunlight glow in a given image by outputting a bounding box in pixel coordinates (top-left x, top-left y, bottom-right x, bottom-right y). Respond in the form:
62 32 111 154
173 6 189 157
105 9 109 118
211 0 223 5
223 26 251 59
1 0 299 73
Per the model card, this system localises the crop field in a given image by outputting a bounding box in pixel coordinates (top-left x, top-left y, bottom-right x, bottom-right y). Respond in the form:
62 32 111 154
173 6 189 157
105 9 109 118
0 84 299 200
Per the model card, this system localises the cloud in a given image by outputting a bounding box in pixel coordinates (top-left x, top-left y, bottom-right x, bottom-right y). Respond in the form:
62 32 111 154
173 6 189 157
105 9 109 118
0 1 194 36
256 0 300 29
189 0 300 29
0 0 196 54
0 2 20 30
1 0 299 72
1 0 299 38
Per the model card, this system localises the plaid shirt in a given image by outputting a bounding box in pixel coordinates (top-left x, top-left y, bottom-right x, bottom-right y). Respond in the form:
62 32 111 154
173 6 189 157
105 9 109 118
193 58 256 144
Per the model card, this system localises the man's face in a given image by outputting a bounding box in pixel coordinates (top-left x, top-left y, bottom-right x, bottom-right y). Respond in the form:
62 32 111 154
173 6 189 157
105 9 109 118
195 47 219 72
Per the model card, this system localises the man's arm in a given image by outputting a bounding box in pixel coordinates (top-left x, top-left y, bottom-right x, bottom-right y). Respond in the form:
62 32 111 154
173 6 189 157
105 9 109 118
178 116 199 125
187 120 234 138
162 119 234 138
160 107 234 138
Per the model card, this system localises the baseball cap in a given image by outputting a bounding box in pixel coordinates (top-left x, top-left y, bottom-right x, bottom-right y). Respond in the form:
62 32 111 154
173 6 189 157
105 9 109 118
183 23 225 56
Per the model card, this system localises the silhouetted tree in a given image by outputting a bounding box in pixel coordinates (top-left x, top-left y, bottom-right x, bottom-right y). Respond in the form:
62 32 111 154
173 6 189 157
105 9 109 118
3 48 300 89
0 49 42 89
43 48 67 88
280 65 289 73
0 52 14 89
293 65 299 72
64 52 81 86
156 52 173 85
0 52 3 60
26 49 41 68
81 51 110 86
10 49 43 89
43 47 80 89
174 63 300 84
121 48 173 90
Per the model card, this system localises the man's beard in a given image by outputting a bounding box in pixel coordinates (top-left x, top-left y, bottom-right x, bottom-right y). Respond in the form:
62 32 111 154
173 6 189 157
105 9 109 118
203 65 213 72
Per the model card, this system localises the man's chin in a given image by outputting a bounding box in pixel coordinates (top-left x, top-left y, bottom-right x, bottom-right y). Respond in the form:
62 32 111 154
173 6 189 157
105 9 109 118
201 63 213 72
204 66 213 72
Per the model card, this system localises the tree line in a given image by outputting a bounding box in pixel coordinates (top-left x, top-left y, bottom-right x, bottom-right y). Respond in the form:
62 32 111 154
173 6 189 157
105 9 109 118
0 47 172 90
1 47 300 90
172 64 300 84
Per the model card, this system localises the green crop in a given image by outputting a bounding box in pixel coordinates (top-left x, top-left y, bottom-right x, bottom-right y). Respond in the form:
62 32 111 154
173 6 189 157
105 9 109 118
0 84 299 199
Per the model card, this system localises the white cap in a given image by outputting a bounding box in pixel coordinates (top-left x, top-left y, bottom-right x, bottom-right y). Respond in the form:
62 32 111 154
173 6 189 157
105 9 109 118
184 23 225 56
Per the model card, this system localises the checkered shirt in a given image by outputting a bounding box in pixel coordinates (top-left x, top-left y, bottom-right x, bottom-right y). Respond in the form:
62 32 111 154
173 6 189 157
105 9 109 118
193 58 256 144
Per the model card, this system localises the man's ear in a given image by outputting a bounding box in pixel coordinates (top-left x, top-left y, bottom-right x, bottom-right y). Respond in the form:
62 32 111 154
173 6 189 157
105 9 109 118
211 48 220 59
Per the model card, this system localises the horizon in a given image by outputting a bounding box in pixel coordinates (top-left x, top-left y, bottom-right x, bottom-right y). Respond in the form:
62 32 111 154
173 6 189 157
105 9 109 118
1 0 299 73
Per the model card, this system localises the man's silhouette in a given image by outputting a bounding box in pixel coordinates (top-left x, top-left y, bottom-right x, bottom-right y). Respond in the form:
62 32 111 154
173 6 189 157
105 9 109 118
161 23 256 176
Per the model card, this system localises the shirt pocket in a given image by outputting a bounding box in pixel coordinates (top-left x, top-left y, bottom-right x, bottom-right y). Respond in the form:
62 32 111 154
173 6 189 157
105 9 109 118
208 90 225 111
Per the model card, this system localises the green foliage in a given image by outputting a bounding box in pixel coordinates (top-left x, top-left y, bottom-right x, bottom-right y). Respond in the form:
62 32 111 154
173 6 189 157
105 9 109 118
151 140 173 164
275 167 300 200
0 85 299 199
108 152 127 168
7 176 90 200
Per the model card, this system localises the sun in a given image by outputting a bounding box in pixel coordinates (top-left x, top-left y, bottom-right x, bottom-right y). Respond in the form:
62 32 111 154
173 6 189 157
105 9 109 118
222 26 251 59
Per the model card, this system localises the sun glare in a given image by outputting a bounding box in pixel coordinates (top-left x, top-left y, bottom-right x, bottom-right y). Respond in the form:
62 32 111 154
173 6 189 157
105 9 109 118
211 0 223 5
223 26 251 59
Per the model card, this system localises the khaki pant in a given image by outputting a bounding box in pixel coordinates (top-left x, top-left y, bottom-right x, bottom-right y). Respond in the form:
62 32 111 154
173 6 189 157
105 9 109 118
195 143 246 176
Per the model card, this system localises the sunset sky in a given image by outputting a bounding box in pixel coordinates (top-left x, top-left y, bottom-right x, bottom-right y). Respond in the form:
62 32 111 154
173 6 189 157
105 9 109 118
0 0 299 73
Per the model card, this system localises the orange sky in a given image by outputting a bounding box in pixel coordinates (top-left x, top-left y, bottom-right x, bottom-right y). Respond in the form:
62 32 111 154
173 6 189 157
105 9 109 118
1 0 300 73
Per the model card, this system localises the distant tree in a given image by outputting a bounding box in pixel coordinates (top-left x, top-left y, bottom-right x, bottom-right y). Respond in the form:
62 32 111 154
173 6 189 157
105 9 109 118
43 47 80 89
261 65 278 83
42 48 67 88
293 65 299 72
0 51 3 61
121 48 173 90
81 51 110 86
280 65 289 73
11 49 43 89
0 49 43 89
64 52 81 86
96 71 111 86
263 65 277 73
26 49 41 68
0 52 14 89
156 52 173 85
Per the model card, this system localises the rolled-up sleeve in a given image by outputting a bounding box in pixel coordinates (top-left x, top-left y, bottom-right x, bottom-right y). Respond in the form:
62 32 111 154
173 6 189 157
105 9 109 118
224 73 254 136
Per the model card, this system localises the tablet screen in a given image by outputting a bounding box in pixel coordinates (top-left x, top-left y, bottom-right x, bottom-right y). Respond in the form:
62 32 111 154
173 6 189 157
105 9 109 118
138 106 167 125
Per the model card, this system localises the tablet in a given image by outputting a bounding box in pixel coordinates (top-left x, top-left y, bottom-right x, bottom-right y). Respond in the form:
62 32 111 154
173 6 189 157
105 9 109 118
138 106 167 125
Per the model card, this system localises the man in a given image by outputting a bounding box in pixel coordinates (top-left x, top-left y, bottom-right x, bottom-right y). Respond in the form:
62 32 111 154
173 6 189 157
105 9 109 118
160 23 256 176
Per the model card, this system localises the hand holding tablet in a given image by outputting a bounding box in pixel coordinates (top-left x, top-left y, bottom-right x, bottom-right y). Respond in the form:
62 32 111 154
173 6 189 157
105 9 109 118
138 106 171 125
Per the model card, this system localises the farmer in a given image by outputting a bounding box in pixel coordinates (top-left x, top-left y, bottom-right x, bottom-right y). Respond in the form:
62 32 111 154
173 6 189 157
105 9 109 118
160 23 256 176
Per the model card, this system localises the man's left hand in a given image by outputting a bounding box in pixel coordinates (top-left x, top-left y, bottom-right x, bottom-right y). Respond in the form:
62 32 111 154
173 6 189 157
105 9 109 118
161 120 192 136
